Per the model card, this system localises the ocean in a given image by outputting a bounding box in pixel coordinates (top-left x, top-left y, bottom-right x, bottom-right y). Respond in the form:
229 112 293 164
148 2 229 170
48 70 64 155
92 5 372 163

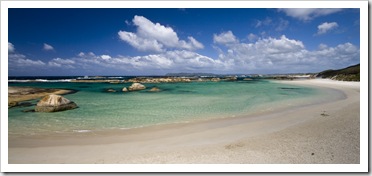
8 77 335 137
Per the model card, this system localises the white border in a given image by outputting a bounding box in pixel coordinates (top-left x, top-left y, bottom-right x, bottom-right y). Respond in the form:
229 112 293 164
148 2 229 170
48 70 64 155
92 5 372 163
1 0 368 8
1 0 368 173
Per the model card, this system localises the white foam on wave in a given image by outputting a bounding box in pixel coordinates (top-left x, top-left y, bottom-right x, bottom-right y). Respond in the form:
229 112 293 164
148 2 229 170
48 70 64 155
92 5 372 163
72 129 92 133
8 80 32 82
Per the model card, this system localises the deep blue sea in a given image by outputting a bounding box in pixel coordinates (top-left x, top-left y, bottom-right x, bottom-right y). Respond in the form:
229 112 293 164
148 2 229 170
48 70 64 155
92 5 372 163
8 77 327 137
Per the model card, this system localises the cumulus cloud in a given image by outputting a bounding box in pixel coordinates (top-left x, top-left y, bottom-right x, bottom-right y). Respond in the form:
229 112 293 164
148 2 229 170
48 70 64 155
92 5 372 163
278 8 343 21
72 50 226 74
215 34 358 73
43 43 54 51
118 30 164 52
9 53 45 69
213 31 238 45
48 58 75 67
100 55 112 60
8 42 15 53
316 22 338 35
118 15 204 52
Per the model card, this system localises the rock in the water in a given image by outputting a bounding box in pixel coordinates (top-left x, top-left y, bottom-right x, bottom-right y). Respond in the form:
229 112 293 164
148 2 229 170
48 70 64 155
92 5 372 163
122 87 128 92
211 78 220 82
35 94 77 112
8 101 18 108
106 88 116 92
128 83 146 91
149 87 161 92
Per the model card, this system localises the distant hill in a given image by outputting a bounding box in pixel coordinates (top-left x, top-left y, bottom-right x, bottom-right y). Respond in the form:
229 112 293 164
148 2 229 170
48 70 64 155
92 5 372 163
316 64 360 81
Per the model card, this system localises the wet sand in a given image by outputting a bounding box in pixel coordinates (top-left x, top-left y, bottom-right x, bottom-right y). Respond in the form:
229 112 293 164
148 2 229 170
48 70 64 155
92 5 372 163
8 79 360 164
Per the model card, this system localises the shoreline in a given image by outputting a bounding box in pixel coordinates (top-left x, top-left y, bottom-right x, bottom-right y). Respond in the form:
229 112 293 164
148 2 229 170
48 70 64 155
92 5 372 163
8 79 360 164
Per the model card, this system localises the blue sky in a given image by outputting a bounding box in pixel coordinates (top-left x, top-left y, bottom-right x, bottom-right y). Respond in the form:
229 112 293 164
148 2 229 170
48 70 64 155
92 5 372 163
8 8 360 76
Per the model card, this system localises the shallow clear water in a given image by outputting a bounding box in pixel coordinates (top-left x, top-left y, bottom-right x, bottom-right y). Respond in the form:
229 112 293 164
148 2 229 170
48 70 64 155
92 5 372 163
8 80 320 136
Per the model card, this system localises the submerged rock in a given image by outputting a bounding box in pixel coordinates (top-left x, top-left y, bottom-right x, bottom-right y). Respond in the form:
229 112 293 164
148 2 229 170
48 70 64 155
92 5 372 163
22 109 35 113
128 83 146 91
106 88 116 92
149 87 161 92
8 101 18 108
35 94 77 112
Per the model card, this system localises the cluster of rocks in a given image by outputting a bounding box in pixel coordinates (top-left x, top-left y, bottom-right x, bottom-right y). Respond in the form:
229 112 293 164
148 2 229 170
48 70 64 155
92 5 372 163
121 82 146 92
110 83 161 93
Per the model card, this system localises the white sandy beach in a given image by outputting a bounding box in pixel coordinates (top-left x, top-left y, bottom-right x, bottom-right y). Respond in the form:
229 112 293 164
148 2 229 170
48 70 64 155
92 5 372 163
8 79 360 164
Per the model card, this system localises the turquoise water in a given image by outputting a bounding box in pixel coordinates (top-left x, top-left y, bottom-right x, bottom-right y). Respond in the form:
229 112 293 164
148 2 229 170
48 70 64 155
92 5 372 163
8 80 320 136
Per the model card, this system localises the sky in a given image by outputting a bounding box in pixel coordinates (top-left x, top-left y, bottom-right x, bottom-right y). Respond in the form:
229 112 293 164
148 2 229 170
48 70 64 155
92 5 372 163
8 8 360 76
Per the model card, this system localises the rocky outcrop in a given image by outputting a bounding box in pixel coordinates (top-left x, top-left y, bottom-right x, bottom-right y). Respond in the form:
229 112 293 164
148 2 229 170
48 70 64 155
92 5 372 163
35 94 77 112
128 83 146 91
8 87 75 109
122 87 128 92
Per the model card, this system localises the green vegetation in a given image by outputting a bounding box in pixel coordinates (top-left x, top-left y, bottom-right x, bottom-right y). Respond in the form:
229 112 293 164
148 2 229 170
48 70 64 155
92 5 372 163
316 64 360 81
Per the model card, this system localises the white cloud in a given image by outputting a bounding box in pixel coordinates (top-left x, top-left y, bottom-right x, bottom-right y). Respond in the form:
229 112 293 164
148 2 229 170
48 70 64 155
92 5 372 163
316 22 338 35
213 31 238 45
275 18 289 31
133 15 179 47
255 17 272 28
318 43 328 50
118 31 164 52
215 34 358 73
72 35 357 74
100 55 112 60
278 8 343 21
73 50 226 73
43 43 54 51
78 52 85 57
254 17 289 32
247 33 258 42
184 37 204 50
118 15 203 52
8 42 15 53
9 34 359 75
9 53 45 68
48 58 75 67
